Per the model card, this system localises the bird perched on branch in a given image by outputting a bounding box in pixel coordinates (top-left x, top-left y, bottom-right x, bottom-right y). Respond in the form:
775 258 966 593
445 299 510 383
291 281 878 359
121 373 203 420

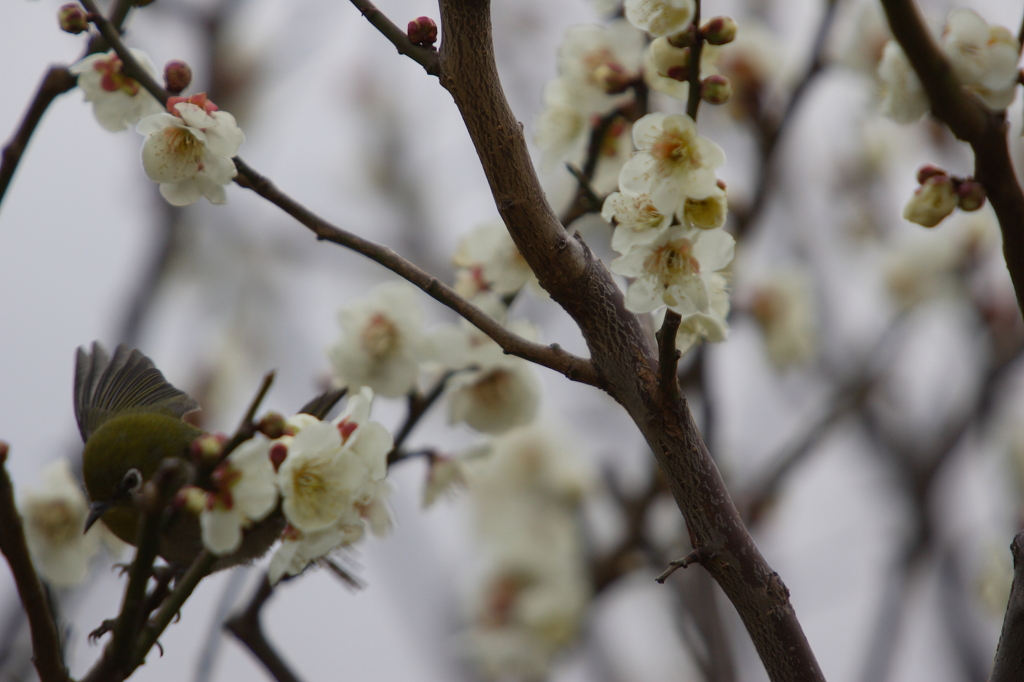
75 342 285 569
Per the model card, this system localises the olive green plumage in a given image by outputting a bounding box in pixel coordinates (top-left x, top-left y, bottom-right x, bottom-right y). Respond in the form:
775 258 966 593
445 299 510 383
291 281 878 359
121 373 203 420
75 343 283 569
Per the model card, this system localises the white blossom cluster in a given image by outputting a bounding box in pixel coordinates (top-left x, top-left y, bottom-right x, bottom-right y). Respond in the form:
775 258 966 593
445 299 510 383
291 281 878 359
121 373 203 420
191 388 392 585
878 9 1020 123
71 50 244 206
462 424 594 680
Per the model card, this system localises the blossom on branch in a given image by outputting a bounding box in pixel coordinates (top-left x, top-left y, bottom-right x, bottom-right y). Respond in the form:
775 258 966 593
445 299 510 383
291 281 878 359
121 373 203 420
71 49 163 132
654 272 731 355
618 113 725 219
330 282 426 398
198 435 279 555
610 225 735 314
137 93 244 206
625 0 696 37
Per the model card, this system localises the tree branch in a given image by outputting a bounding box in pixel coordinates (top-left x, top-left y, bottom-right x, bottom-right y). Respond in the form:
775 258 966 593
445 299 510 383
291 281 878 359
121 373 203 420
0 67 77 211
435 2 824 680
989 531 1024 682
879 0 1024 315
225 574 303 682
0 444 69 682
231 159 599 387
348 0 440 76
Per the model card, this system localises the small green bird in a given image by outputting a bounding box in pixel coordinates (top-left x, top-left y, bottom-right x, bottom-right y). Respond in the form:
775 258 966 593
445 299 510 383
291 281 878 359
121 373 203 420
76 342 284 568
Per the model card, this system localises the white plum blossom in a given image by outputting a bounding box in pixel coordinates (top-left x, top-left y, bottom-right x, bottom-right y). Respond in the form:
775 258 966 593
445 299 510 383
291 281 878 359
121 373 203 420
557 21 644 113
683 183 728 229
198 435 279 555
747 270 818 369
422 455 468 507
879 10 1020 123
20 458 102 587
534 79 589 167
643 38 720 102
70 49 163 132
453 223 539 298
463 423 593 680
610 225 735 314
602 188 672 253
268 388 392 583
625 0 696 37
903 174 958 227
654 272 731 355
431 319 542 435
330 282 426 398
942 9 1020 110
877 41 929 123
618 113 725 219
138 93 244 206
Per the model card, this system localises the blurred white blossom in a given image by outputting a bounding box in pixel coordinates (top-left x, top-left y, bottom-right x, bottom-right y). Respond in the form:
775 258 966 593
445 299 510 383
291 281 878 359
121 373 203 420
330 282 426 398
453 223 539 299
625 0 696 37
71 49 163 132
748 270 818 369
20 458 102 587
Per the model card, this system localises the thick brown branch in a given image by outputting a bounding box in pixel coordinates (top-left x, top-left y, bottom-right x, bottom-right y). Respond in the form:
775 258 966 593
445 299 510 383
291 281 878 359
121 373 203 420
348 0 440 76
991 531 1024 682
436 2 824 680
232 159 597 386
657 310 682 404
0 67 77 211
0 444 69 682
879 0 1024 314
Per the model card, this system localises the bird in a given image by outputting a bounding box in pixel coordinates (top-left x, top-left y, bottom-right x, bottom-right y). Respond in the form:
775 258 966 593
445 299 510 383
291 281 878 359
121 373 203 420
75 342 285 569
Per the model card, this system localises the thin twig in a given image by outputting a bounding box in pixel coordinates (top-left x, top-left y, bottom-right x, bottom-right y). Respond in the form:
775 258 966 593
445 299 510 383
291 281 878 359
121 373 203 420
388 371 457 462
0 67 77 212
348 0 440 76
225 574 303 682
232 159 600 387
217 371 275 464
0 444 69 682
79 0 171 105
686 1 704 121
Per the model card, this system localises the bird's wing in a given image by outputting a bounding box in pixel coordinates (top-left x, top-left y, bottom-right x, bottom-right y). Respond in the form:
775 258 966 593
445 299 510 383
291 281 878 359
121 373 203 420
74 342 200 441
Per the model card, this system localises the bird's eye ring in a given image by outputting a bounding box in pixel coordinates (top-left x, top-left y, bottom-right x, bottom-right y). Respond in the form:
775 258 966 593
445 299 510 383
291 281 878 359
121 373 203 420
122 468 143 494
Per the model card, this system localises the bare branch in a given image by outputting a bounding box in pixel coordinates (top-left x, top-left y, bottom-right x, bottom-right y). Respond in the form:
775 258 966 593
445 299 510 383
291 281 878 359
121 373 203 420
348 0 440 76
989 531 1024 682
225 574 303 682
0 443 69 682
657 310 682 404
231 160 600 387
0 67 77 211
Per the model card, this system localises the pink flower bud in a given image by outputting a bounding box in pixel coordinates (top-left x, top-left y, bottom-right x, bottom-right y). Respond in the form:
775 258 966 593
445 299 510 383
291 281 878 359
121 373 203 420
407 16 438 47
191 433 227 462
257 412 287 439
916 164 947 185
58 4 89 34
702 16 738 45
956 180 986 211
163 60 192 95
701 75 733 105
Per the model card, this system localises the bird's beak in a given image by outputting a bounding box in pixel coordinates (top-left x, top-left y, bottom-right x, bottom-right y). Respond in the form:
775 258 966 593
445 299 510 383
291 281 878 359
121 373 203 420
84 499 114 533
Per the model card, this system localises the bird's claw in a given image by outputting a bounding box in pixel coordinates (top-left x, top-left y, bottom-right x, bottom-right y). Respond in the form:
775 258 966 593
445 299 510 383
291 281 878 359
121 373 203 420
88 619 116 644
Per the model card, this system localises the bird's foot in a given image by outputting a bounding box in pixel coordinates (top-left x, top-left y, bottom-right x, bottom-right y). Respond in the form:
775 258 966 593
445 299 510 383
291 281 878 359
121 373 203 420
88 619 116 644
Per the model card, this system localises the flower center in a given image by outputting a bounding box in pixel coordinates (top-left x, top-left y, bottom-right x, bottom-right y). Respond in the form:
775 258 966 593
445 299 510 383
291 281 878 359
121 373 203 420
650 128 700 174
360 313 400 360
162 126 205 169
645 237 700 283
31 501 80 544
470 368 513 407
94 55 139 96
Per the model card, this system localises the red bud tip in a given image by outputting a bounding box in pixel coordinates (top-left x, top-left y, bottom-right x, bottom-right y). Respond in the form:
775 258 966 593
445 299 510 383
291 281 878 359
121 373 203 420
916 164 947 185
269 443 288 472
956 180 986 212
407 16 438 47
701 75 733 105
163 60 192 95
58 4 89 34
702 16 738 46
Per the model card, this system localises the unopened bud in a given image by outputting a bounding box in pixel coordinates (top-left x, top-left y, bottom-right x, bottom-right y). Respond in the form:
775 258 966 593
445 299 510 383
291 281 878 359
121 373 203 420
650 37 691 82
58 4 89 34
956 180 986 212
178 486 208 516
701 75 732 104
903 174 957 227
702 16 738 45
269 443 288 472
191 433 226 462
667 25 697 49
407 16 437 47
916 164 947 185
257 412 288 439
163 60 192 95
